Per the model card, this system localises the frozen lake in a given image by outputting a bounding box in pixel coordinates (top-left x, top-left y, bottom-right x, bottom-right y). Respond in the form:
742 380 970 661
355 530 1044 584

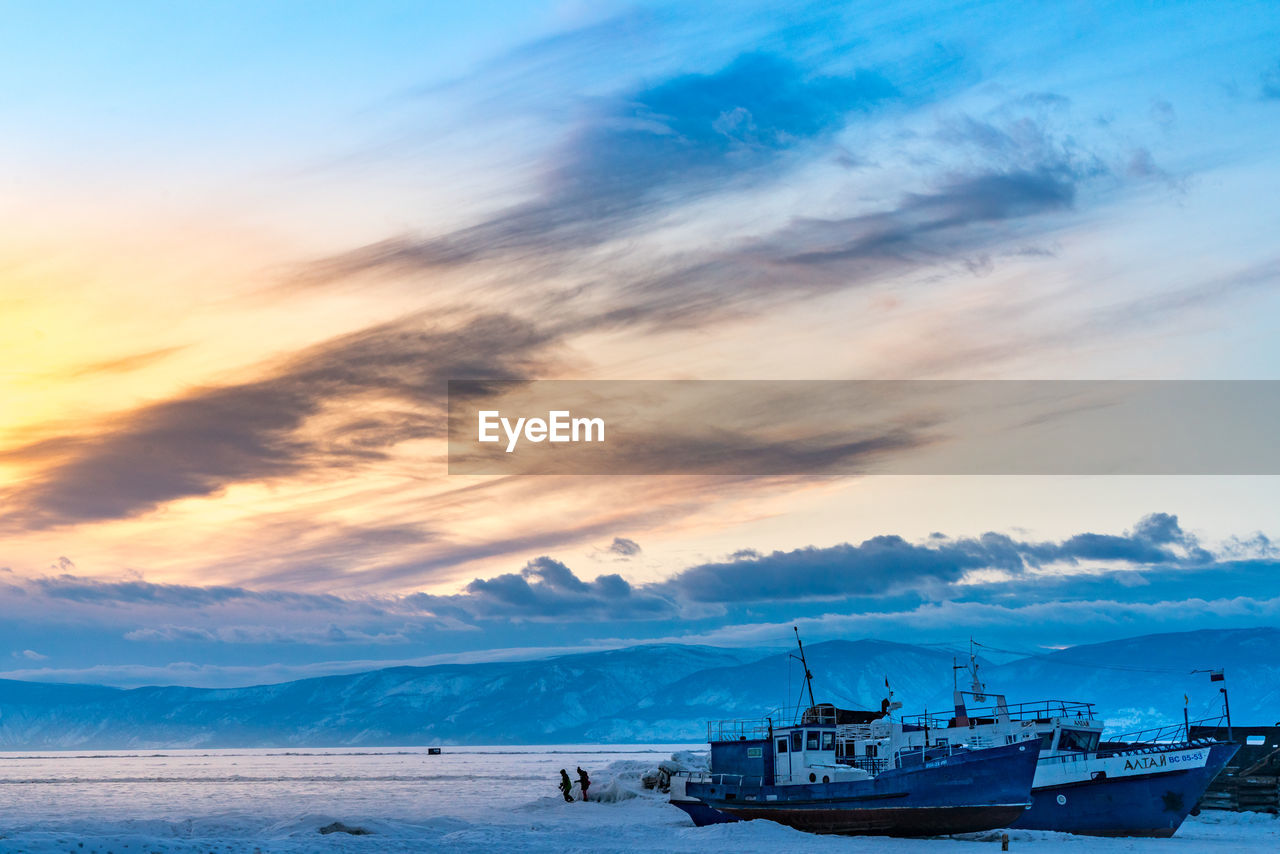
0 745 1275 852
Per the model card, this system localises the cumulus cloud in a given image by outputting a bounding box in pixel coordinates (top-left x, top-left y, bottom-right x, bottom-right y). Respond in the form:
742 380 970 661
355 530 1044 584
0 513 1273 687
0 513 1241 640
658 512 1205 605
409 556 676 621
381 513 1246 622
664 535 1007 604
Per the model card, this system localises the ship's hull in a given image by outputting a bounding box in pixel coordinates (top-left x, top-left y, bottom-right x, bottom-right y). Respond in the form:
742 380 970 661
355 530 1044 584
671 800 1029 836
1012 740 1239 837
672 741 1037 837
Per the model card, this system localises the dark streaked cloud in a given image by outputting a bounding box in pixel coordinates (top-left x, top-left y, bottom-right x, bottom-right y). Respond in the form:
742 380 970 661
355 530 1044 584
774 168 1077 267
123 623 409 645
319 94 1102 340
0 313 557 530
583 165 1092 331
32 575 360 612
327 53 896 275
591 165 1078 327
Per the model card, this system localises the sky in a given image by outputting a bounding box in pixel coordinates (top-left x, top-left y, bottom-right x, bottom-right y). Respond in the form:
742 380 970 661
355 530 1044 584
2 0 1280 687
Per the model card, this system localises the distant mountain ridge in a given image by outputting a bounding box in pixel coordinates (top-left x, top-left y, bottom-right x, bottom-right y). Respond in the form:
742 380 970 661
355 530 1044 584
0 628 1276 748
970 627 1280 733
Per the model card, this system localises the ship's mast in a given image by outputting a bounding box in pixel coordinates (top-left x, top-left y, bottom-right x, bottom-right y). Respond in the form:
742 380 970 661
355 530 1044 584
793 626 817 713
967 638 986 694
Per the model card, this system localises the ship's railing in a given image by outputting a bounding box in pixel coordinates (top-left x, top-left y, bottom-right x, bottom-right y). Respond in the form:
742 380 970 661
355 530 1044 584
677 769 876 787
674 770 766 787
840 743 967 772
1107 715 1227 746
954 732 1002 750
676 766 882 787
1036 735 1222 766
903 698 1095 729
895 742 972 762
708 704 843 741
680 743 983 787
706 717 775 742
840 755 891 775
1036 749 1095 767
836 722 875 741
797 704 844 726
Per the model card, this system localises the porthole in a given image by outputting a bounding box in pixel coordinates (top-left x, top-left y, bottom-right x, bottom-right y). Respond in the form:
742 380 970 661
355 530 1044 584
809 772 816 783
822 775 830 784
1056 794 1067 806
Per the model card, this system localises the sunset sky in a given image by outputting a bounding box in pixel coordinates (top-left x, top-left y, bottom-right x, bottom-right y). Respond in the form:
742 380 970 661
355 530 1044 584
3 0 1280 687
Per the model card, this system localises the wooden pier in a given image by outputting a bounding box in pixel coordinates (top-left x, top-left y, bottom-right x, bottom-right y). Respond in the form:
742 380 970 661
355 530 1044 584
1191 725 1280 813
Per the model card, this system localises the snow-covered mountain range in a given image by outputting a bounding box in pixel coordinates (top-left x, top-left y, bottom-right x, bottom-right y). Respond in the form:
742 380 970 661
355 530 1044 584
0 628 1275 748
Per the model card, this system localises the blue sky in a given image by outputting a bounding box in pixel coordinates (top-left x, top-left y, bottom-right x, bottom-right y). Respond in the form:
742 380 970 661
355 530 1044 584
1 1 1280 687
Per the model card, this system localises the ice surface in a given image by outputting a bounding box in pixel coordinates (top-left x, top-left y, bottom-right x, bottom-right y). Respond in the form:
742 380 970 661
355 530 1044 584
0 746 1275 852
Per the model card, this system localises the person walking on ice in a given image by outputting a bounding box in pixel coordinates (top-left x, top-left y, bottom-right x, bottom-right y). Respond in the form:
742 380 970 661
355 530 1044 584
559 769 574 802
577 767 591 802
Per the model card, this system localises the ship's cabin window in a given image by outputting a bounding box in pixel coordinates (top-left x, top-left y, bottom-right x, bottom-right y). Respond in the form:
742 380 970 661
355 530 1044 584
865 743 878 757
934 737 949 747
822 732 835 751
806 731 820 750
1058 728 1100 752
1246 735 1265 746
790 731 803 752
776 737 788 754
1038 731 1055 750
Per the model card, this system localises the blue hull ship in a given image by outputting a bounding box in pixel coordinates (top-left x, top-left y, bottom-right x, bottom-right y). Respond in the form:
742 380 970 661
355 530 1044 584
899 645 1241 837
669 630 1040 837
672 736 1038 836
1011 738 1238 836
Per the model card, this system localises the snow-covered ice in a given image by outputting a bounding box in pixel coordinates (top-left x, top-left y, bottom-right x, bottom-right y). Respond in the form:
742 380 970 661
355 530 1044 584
0 746 1275 852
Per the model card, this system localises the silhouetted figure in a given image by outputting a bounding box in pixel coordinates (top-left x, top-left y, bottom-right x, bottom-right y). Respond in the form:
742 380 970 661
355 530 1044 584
577 766 591 802
559 769 574 802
